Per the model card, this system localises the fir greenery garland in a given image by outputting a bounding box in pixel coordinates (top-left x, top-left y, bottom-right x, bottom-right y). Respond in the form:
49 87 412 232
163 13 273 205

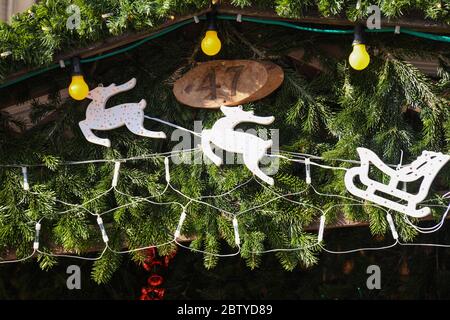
0 1 448 283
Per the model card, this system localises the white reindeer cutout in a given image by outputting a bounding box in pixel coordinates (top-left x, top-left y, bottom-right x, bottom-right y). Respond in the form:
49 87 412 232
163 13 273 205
79 78 166 147
201 105 275 185
345 148 450 218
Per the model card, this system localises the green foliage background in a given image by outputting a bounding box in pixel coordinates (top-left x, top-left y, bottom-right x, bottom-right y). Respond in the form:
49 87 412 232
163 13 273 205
0 1 449 284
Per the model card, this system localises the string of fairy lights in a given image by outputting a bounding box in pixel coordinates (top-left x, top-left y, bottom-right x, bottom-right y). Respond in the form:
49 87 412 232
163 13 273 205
0 147 449 264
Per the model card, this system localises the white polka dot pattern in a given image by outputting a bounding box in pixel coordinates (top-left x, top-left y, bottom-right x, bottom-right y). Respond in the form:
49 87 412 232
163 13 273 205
79 78 166 147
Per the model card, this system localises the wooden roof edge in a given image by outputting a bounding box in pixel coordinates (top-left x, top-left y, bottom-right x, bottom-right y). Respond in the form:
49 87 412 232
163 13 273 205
220 4 450 33
304 211 450 231
2 5 449 88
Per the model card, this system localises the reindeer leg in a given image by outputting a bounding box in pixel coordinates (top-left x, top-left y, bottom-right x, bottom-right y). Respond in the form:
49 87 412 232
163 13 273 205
79 120 111 148
130 124 167 139
243 152 274 185
201 131 223 166
126 107 166 139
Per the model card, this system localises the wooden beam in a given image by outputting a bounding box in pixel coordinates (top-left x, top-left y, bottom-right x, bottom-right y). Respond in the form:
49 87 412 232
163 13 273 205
219 2 450 34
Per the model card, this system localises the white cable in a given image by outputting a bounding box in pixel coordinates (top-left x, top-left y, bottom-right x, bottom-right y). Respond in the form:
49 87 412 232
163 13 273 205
252 178 324 214
102 184 170 216
0 147 401 169
174 238 241 257
310 159 348 171
0 251 36 264
169 182 234 217
396 150 404 170
58 187 114 215
272 149 401 168
398 240 450 248
2 183 450 261
0 148 199 168
37 246 108 261
250 241 320 254
107 240 175 254
198 176 254 199
27 190 97 219
270 154 348 172
114 187 185 212
323 240 399 254
144 116 201 137
396 150 408 191
403 202 450 233
310 184 363 206
235 186 310 217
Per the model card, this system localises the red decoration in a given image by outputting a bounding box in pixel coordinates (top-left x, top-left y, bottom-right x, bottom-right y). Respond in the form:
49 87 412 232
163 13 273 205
148 274 163 287
139 247 176 300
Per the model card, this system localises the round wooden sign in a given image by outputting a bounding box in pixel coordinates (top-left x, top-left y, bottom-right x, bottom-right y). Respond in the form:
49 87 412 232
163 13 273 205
240 61 284 105
173 60 284 109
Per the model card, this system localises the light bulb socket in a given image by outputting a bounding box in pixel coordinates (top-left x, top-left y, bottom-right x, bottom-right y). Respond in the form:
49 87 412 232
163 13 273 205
71 57 83 76
206 11 217 31
352 24 366 45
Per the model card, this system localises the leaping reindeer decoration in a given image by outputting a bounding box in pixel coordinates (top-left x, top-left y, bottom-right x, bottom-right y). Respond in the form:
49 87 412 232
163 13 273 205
79 78 166 147
201 105 275 185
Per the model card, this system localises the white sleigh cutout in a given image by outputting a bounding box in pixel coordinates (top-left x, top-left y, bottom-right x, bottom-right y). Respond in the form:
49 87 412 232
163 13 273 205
345 148 450 218
201 105 275 185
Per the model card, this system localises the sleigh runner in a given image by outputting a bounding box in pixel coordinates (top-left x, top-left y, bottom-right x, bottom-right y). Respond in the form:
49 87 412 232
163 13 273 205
344 148 450 218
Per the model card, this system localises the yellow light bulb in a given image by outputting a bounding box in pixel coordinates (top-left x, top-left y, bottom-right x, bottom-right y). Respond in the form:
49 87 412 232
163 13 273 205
349 44 370 71
201 30 221 56
69 75 89 100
